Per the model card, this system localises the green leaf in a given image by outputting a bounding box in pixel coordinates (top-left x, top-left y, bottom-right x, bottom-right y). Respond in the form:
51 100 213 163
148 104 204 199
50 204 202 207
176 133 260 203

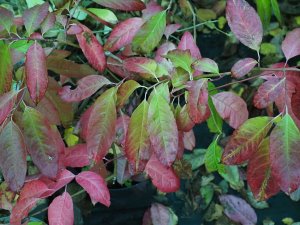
132 10 166 54
165 49 194 75
205 137 225 173
0 41 13 94
148 83 170 103
183 148 206 170
26 0 45 8
207 97 223 134
271 0 282 24
193 58 219 74
117 80 141 108
220 165 244 190
87 8 118 24
256 0 271 30
10 40 34 53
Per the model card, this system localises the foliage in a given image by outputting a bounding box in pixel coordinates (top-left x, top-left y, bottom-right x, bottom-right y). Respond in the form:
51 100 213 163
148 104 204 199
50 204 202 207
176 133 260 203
0 0 299 224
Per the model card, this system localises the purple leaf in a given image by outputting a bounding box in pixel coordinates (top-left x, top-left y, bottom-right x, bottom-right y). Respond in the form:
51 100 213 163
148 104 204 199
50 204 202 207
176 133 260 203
231 58 257 78
281 28 300 62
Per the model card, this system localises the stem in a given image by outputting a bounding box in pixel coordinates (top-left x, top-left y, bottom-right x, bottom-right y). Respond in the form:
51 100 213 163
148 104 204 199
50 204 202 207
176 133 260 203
187 0 197 40
177 21 219 33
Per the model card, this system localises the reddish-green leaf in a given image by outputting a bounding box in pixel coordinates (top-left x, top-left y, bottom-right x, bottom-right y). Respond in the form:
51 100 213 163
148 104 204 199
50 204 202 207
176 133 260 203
25 41 48 104
87 87 117 162
142 0 163 20
193 58 219 74
223 117 272 164
115 114 130 147
124 57 158 79
22 107 59 178
247 138 280 200
253 78 285 109
0 41 13 94
23 2 49 35
36 96 61 125
148 90 178 167
226 0 263 50
76 24 106 73
212 92 248 129
0 91 17 125
186 79 210 124
0 121 27 192
48 192 74 225
145 154 180 193
0 7 14 32
282 28 300 62
270 114 300 193
165 49 194 75
175 104 195 132
178 31 201 59
125 100 151 172
117 80 141 108
76 171 111 206
104 18 144 52
59 75 112 102
64 144 89 168
164 24 182 40
41 12 56 35
93 0 146 11
10 197 38 225
231 58 257 78
132 11 166 54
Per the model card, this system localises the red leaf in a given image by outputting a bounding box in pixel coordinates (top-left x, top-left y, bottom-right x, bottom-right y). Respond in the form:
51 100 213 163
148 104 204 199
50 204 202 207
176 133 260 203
48 192 74 225
115 114 130 148
19 180 49 201
93 0 146 11
123 57 157 79
79 105 94 140
10 198 38 225
183 130 195 151
178 31 201 59
22 107 59 178
87 87 117 162
226 0 263 50
36 96 61 125
76 24 106 73
76 171 111 206
145 154 180 193
25 42 48 104
155 42 176 63
247 138 280 200
231 58 257 78
59 75 112 102
253 78 285 109
292 86 300 121
0 121 27 192
281 28 300 61
0 91 17 125
212 92 248 129
219 194 257 225
64 144 89 168
104 18 144 52
164 24 181 40
175 104 195 132
107 55 135 79
187 79 210 124
142 0 163 20
67 24 83 35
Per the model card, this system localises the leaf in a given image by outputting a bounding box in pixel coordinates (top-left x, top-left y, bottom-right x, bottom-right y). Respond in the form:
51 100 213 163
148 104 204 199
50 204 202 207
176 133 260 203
183 130 195 151
150 203 178 225
87 8 118 25
87 87 117 162
205 137 225 173
76 24 106 73
256 0 271 30
219 194 257 225
164 24 181 40
231 58 257 78
64 144 89 168
186 79 210 124
155 42 176 63
22 107 59 178
281 28 300 62
271 0 282 24
25 41 48 104
115 114 130 147
23 2 49 35
0 91 17 125
76 171 110 206
0 7 14 32
125 100 151 172
142 0 163 21
226 0 263 50
165 49 194 75
212 92 248 129
132 11 166 54
10 198 38 225
175 104 195 132
145 154 180 193
123 57 157 79
0 121 27 192
117 80 141 108
253 78 284 109
207 96 223 134
193 58 219 74
178 31 201 59
247 138 280 200
222 117 273 164
36 96 61 125
148 90 178 167
270 114 300 193
0 41 13 94
41 12 56 34
93 0 145 11
59 75 111 102
48 192 74 225
104 18 144 52
19 180 49 201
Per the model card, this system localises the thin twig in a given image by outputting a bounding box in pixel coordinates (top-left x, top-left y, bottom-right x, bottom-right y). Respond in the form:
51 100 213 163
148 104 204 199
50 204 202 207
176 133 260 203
187 0 197 40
